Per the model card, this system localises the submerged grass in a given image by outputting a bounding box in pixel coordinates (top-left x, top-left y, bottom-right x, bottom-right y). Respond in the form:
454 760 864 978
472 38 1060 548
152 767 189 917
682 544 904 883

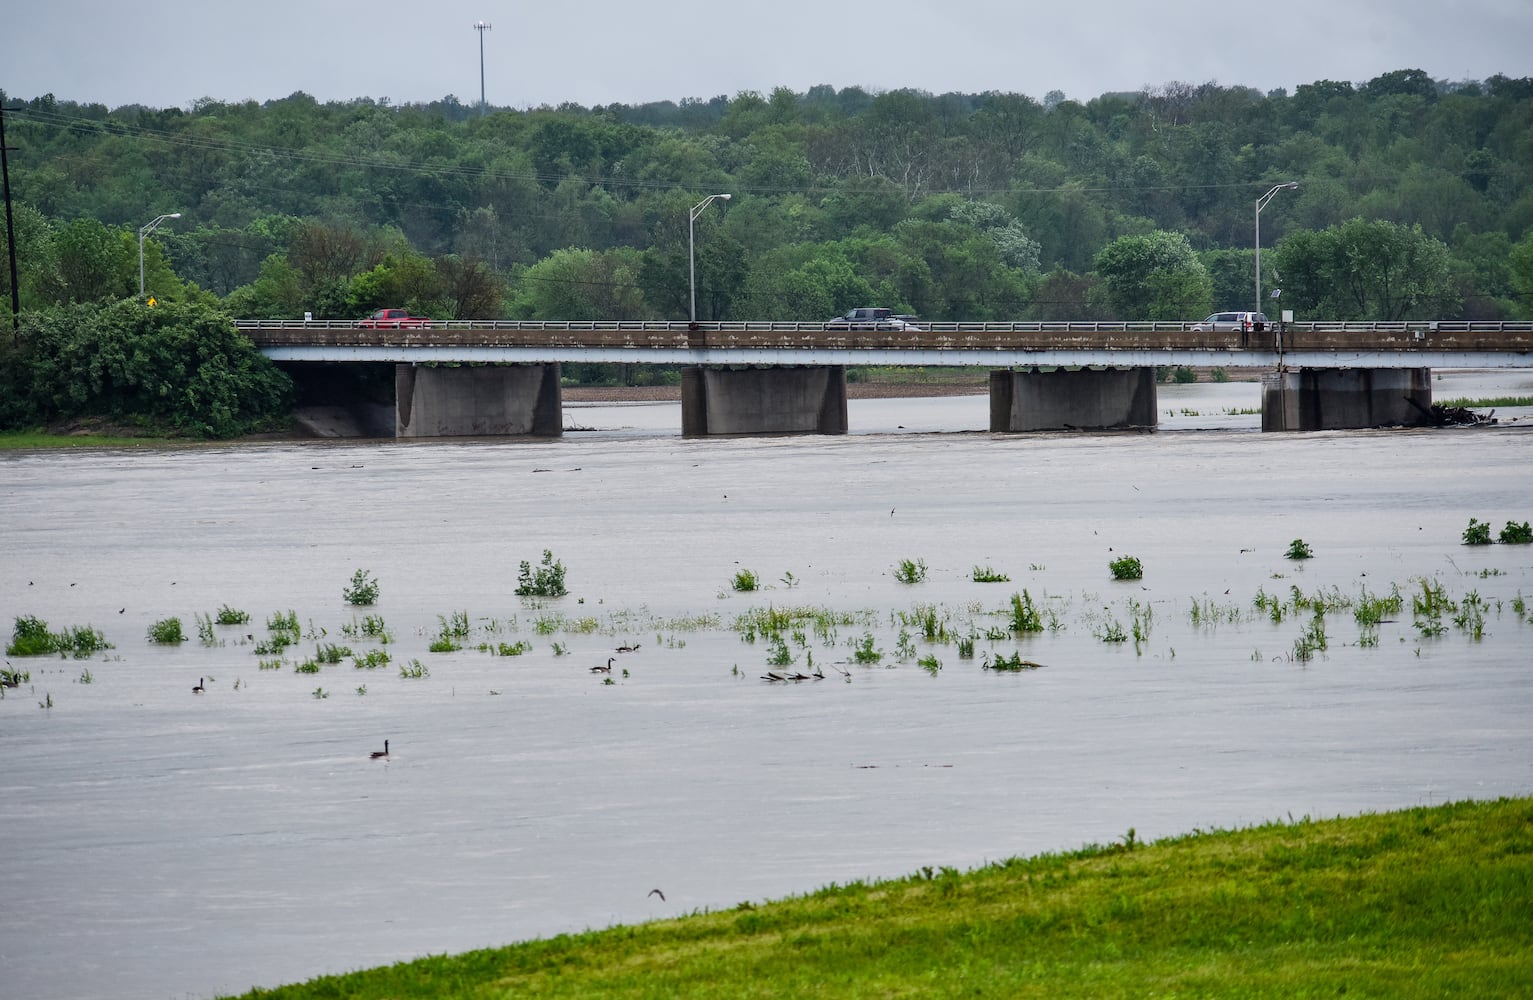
222 797 1533 999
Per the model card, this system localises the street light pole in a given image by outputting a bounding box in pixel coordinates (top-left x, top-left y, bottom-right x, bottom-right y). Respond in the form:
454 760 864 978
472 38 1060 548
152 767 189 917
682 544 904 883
138 212 181 296
474 22 492 114
688 193 731 323
1255 182 1298 316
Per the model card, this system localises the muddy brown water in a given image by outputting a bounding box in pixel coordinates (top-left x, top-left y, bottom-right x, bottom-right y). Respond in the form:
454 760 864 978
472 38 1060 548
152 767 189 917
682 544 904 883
3 373 1531 1000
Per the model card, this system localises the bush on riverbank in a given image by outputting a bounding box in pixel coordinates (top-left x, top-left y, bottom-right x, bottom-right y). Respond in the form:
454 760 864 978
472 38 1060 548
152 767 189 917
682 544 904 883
0 299 293 439
225 797 1533 999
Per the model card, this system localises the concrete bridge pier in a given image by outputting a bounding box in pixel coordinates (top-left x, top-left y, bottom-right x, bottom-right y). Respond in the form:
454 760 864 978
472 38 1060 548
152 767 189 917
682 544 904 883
989 367 1158 432
681 366 848 436
1261 368 1431 431
395 363 563 438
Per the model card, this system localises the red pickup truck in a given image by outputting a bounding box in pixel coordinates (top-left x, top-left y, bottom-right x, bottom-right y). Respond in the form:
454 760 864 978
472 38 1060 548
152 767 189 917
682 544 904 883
355 308 432 329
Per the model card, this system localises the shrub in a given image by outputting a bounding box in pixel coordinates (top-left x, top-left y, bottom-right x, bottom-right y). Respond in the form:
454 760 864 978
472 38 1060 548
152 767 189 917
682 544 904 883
1109 556 1143 580
8 615 58 656
516 550 568 597
1285 538 1314 560
987 651 1042 671
1210 367 1230 383
971 565 1010 583
216 605 251 625
353 649 391 669
314 643 352 664
1173 366 1197 384
344 569 380 606
1009 591 1044 633
1499 520 1532 544
147 617 185 644
1 299 293 438
731 569 759 592
893 558 927 584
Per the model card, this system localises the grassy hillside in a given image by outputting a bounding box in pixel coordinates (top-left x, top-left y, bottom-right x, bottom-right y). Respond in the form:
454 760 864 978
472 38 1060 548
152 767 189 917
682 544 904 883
227 797 1533 998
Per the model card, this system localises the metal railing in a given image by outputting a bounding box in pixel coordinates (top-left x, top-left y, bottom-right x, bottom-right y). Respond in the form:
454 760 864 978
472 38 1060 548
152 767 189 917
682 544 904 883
234 319 1533 334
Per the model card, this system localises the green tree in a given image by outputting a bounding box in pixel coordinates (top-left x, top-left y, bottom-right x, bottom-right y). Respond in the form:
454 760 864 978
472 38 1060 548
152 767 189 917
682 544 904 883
223 255 306 319
1093 231 1213 319
1508 233 1533 320
510 247 648 320
1200 248 1256 312
0 203 63 309
1272 218 1458 320
54 218 134 303
0 299 292 437
345 251 441 316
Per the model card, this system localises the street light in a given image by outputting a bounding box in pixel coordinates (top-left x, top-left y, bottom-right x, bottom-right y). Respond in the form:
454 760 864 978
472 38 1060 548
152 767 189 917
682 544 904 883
138 212 181 295
473 21 492 114
1255 182 1298 318
688 193 730 323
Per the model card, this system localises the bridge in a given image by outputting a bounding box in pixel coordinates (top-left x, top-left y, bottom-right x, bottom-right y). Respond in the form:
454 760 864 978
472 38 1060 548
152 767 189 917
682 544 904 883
237 320 1533 438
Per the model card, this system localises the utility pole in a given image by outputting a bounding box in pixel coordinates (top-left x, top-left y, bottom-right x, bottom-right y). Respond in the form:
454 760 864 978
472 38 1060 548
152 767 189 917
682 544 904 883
474 22 492 115
1 103 21 340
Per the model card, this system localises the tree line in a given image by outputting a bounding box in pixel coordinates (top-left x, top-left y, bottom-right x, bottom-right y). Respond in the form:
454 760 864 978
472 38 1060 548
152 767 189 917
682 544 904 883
2 70 1532 434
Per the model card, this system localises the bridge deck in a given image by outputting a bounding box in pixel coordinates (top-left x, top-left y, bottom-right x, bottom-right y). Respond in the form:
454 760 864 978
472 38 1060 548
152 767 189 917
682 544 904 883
239 321 1533 369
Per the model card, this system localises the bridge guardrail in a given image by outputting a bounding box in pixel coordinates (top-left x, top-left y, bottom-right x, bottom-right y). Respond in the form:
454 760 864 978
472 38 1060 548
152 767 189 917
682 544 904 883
235 319 1533 334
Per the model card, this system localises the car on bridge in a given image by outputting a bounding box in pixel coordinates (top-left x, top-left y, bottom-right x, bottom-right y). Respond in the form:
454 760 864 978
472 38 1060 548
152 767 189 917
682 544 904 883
1192 311 1269 332
355 308 432 329
824 307 924 331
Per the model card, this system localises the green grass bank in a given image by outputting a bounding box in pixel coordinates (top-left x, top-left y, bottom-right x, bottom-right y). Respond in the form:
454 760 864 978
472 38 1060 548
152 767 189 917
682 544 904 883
226 797 1532 999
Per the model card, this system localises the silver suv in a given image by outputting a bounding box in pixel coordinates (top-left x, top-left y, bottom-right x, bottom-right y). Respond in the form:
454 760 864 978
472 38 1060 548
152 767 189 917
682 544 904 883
1191 311 1269 332
824 308 923 331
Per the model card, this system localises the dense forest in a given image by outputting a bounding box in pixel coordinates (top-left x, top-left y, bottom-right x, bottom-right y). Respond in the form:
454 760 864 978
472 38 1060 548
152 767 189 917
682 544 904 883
2 70 1533 433
5 68 1533 324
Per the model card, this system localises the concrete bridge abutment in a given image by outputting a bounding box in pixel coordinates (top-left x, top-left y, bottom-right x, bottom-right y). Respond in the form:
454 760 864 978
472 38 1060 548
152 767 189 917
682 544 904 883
989 367 1158 432
1261 368 1431 431
681 366 848 436
395 363 563 438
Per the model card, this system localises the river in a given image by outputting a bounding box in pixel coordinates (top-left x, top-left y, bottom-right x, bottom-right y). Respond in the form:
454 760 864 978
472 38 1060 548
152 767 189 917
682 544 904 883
2 372 1531 1000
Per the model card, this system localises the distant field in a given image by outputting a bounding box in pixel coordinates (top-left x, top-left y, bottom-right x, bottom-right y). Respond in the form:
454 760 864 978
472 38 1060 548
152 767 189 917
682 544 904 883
225 797 1533 999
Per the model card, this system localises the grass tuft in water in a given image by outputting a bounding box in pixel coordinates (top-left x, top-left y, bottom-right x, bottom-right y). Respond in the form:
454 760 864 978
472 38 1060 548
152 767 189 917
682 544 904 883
216 605 251 625
353 649 390 670
516 550 568 598
893 558 928 584
343 569 381 606
1008 591 1044 633
1109 555 1143 580
147 617 185 644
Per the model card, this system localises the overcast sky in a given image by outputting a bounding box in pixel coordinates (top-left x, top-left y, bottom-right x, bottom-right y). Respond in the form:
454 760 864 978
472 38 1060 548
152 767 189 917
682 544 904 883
7 0 1533 111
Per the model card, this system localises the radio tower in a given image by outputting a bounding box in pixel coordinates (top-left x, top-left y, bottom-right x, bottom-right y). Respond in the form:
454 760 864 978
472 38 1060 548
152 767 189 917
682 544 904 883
474 21 493 115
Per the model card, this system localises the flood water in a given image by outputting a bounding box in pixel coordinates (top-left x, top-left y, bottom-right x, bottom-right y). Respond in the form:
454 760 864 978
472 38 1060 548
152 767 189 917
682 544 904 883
3 372 1532 1000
